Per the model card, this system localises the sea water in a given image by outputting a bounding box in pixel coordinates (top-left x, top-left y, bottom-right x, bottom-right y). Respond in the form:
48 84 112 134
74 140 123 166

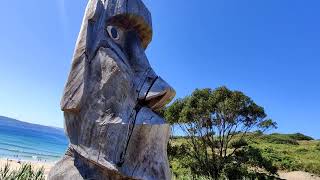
0 116 68 162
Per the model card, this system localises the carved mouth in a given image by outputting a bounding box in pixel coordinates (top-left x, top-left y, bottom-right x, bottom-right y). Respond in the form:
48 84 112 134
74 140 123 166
139 77 175 112
142 92 173 112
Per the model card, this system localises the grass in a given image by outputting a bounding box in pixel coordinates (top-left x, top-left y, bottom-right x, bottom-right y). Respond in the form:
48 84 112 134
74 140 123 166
316 142 320 151
0 163 45 180
258 133 313 145
170 133 320 179
251 134 320 175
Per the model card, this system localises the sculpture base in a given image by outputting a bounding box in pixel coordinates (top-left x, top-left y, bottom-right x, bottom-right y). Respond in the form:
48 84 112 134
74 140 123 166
48 150 135 180
49 123 171 180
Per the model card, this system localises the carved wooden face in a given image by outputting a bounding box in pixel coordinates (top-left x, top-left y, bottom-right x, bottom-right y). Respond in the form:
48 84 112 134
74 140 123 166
77 0 176 123
61 0 175 116
60 0 175 178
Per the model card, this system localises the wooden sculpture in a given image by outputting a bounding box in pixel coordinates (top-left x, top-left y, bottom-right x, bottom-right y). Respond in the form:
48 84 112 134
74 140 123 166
48 0 175 180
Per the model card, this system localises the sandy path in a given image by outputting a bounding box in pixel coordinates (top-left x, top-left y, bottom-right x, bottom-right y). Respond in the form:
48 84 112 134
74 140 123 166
279 171 320 180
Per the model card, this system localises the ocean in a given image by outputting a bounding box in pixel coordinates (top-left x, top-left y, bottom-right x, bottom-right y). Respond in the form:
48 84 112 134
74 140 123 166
0 116 68 162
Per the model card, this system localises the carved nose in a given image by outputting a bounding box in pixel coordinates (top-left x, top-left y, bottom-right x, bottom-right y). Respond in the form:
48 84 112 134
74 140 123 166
126 32 175 111
143 77 175 111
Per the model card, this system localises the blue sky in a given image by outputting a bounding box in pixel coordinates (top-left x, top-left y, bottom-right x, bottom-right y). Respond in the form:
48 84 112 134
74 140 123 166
0 0 319 138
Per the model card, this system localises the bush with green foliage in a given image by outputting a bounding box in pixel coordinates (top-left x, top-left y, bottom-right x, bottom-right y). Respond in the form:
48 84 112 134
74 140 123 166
165 87 278 179
289 133 314 141
251 134 320 175
0 163 45 180
170 133 320 179
316 142 320 151
260 133 314 145
260 134 299 145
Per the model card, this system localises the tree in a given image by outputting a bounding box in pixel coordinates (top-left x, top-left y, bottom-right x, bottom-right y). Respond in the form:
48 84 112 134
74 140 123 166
164 87 278 179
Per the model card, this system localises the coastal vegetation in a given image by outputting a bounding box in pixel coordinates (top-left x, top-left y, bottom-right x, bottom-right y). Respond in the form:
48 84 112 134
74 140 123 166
169 133 320 179
162 86 320 179
0 87 319 179
251 133 320 175
0 163 44 180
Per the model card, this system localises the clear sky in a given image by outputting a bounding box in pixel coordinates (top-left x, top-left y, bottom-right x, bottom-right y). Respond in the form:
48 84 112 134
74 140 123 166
0 0 319 138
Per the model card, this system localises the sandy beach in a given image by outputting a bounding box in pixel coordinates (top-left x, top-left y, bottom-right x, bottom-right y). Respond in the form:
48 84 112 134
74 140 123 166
0 158 54 177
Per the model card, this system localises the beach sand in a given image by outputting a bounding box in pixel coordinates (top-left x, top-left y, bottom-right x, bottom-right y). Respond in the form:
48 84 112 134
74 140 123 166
0 158 54 178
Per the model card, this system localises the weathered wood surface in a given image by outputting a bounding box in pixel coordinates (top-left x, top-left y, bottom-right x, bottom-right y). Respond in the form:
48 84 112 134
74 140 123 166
49 0 175 180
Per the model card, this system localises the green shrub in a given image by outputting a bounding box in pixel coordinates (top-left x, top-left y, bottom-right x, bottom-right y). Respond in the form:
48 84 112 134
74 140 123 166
260 147 298 171
172 174 211 180
230 138 248 149
0 163 45 180
260 133 314 145
261 134 299 145
289 133 314 141
316 143 320 151
302 162 320 175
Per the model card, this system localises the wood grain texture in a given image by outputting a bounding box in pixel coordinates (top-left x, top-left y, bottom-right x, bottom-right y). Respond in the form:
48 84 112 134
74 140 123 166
50 0 175 179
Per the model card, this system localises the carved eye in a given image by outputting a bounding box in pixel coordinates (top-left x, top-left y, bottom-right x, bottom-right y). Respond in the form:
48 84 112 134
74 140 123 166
107 26 120 41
